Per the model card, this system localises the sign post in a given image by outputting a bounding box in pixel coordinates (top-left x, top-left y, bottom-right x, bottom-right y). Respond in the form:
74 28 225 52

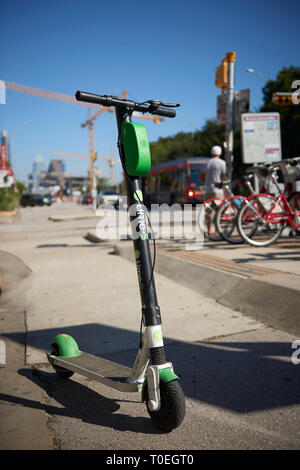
215 52 236 183
225 51 236 183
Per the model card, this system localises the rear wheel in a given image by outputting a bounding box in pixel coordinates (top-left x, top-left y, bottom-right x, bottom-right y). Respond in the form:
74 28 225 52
215 197 245 244
50 343 74 378
237 195 285 247
145 380 185 432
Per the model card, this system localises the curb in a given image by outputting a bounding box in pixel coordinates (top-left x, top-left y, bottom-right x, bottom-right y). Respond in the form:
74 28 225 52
114 243 300 336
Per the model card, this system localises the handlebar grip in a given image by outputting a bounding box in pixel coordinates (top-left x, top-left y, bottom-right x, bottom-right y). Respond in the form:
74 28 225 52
151 107 176 118
75 90 110 106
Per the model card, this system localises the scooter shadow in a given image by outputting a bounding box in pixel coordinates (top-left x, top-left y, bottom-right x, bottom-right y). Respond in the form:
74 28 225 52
17 368 163 435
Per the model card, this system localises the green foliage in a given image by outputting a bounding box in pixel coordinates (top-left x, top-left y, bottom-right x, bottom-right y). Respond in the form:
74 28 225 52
260 66 300 157
16 181 27 194
0 187 19 211
150 120 225 165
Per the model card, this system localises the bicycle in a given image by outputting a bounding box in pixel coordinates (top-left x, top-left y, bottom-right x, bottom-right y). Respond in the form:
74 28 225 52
237 158 300 247
214 164 276 245
214 175 256 244
198 177 253 244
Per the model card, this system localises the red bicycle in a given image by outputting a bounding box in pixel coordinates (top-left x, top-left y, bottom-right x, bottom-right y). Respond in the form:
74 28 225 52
199 172 259 244
237 158 300 247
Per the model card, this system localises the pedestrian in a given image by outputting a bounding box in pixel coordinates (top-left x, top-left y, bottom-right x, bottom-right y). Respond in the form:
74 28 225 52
200 145 227 199
199 145 227 236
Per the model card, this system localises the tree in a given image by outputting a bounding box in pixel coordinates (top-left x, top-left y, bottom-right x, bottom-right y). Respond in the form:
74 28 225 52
150 120 226 165
260 66 300 158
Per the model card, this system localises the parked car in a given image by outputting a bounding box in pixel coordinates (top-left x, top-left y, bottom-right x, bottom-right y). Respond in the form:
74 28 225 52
20 193 52 207
43 194 54 206
98 190 119 207
82 194 93 205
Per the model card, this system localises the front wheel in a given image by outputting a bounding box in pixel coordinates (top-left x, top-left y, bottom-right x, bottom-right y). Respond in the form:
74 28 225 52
145 380 185 432
237 194 285 247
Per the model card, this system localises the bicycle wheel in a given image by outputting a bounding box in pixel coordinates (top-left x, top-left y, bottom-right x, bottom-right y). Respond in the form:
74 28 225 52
237 194 285 247
198 197 223 241
215 196 245 244
288 192 300 234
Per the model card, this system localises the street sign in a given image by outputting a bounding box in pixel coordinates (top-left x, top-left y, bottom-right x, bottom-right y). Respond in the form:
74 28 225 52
241 112 282 164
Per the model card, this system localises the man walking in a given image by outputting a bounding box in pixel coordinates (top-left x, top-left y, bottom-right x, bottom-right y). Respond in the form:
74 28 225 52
200 145 227 199
200 145 227 237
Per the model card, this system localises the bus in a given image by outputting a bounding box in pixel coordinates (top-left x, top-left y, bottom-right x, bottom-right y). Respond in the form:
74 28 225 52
145 157 210 206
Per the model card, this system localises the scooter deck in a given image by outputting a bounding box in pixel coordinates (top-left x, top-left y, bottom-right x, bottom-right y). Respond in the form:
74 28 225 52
47 351 141 392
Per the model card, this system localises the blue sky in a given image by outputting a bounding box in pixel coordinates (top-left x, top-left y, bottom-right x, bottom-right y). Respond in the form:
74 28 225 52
1 0 299 183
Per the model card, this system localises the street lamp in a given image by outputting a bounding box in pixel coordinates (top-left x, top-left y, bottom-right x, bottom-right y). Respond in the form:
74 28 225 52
245 68 267 84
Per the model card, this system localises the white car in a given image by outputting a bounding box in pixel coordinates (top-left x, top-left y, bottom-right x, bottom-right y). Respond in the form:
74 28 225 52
98 190 120 207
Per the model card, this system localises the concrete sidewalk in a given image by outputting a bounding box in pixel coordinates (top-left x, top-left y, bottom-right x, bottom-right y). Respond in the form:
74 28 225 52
1 205 300 449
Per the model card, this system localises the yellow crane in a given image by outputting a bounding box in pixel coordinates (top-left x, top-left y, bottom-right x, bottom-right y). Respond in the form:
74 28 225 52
80 90 128 192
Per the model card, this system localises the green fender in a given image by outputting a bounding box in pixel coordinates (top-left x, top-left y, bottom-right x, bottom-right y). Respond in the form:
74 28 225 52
141 367 179 402
51 334 81 358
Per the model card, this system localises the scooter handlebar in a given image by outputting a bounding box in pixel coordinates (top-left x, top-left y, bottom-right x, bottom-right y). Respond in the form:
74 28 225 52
75 90 177 118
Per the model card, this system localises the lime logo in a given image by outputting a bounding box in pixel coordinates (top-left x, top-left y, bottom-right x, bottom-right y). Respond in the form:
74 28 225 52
133 190 143 202
135 250 140 259
153 331 162 342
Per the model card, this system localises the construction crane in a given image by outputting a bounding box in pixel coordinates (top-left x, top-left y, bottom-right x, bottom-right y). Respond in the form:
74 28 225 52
1 80 104 111
80 90 128 194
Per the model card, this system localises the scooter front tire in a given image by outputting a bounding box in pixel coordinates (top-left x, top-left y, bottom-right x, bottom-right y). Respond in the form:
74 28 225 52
145 380 185 432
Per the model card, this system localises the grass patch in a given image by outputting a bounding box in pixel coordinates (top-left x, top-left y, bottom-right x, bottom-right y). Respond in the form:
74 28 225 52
0 187 20 211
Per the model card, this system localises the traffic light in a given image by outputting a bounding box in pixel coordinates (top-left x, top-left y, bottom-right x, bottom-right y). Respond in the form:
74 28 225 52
215 58 228 93
272 93 298 106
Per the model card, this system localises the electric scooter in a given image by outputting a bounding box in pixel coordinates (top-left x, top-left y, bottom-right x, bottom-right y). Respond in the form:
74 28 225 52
47 91 185 432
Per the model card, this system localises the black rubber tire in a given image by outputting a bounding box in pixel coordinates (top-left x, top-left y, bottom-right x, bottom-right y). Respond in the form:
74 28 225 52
215 198 244 244
237 195 284 247
146 380 185 432
50 344 74 379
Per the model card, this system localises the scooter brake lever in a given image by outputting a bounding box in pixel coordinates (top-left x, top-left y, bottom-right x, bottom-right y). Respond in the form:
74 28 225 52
148 100 180 108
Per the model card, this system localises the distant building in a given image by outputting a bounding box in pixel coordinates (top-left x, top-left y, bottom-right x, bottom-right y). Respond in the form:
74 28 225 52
45 159 66 187
28 155 46 192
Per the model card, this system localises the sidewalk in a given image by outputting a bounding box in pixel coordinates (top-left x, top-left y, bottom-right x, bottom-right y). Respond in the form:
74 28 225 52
0 207 300 449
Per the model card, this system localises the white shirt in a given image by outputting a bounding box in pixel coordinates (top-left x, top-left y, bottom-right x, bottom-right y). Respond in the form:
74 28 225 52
205 157 226 193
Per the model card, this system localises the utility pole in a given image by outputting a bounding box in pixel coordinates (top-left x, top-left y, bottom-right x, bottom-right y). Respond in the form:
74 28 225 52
215 51 236 183
225 51 236 183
